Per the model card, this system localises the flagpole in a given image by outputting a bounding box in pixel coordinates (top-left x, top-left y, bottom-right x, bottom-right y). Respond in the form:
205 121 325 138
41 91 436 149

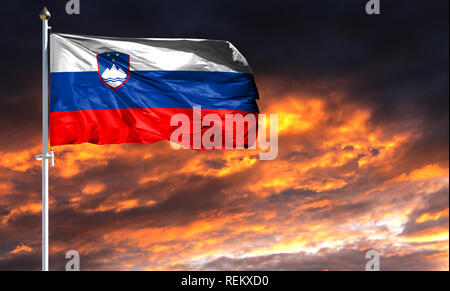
37 7 53 272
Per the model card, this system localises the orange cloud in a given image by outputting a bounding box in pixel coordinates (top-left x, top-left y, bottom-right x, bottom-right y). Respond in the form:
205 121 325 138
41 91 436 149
8 244 32 255
1 145 40 172
82 183 105 195
416 209 449 224
0 87 448 271
404 226 449 243
395 164 449 183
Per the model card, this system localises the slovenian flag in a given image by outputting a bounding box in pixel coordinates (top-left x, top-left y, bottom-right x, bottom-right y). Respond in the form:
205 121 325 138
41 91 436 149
49 34 259 148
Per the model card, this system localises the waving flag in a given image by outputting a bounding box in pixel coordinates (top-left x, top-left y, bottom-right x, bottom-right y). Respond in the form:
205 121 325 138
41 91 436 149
50 34 259 148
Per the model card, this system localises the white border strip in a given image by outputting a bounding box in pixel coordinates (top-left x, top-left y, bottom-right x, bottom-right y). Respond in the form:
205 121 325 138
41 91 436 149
50 33 252 74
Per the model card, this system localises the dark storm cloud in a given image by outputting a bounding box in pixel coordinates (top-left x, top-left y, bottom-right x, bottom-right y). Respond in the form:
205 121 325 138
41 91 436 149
191 247 445 271
46 151 260 245
0 251 41 271
401 187 449 236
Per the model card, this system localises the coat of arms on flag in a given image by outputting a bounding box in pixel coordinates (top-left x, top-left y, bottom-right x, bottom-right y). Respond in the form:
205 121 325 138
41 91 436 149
97 52 130 89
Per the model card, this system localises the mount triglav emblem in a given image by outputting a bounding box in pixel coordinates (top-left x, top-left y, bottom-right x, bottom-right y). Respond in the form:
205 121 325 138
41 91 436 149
97 52 130 90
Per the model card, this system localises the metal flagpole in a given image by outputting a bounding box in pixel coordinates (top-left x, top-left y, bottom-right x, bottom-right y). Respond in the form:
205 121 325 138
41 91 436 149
36 7 53 272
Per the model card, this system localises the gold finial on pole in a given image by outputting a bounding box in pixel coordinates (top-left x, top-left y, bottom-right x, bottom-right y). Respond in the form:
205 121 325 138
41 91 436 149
39 7 51 21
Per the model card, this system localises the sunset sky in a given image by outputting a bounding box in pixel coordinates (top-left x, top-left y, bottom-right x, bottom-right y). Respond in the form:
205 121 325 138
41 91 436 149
0 0 448 270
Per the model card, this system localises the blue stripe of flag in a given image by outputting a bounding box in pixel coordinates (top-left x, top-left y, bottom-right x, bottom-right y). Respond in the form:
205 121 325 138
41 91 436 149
50 70 259 113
